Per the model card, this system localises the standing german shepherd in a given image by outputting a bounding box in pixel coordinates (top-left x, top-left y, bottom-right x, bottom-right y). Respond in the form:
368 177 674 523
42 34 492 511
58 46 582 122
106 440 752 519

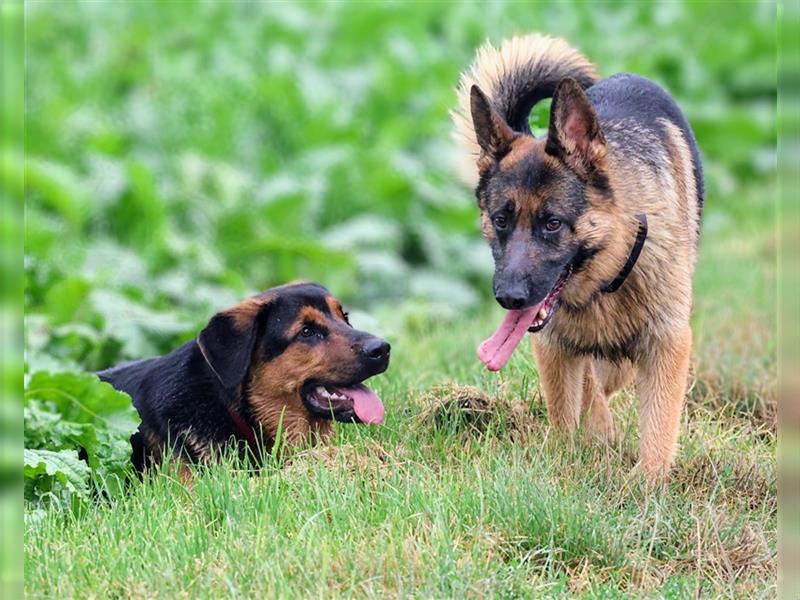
452 35 703 478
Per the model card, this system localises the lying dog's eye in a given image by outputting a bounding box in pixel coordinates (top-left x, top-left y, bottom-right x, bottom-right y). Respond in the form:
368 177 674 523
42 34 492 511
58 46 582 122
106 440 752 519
493 214 508 230
299 326 314 338
545 218 562 232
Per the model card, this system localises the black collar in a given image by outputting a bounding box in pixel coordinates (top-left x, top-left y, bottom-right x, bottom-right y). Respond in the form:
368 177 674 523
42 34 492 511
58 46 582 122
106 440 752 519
601 213 648 294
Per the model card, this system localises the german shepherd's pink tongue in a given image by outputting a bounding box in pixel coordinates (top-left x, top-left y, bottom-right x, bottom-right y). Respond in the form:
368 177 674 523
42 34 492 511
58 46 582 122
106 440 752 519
339 383 385 424
478 305 542 371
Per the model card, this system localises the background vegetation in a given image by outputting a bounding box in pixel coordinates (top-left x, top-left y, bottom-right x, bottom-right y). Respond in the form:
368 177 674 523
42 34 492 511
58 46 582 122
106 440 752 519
23 1 776 597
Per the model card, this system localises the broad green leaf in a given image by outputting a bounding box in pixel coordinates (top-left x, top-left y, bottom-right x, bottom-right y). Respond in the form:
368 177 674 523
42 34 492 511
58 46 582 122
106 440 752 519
24 371 140 492
24 371 138 432
23 399 87 450
24 448 91 501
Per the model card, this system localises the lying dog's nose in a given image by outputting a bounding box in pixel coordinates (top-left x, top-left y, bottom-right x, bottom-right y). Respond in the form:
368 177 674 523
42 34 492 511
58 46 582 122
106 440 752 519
495 288 528 310
361 338 390 362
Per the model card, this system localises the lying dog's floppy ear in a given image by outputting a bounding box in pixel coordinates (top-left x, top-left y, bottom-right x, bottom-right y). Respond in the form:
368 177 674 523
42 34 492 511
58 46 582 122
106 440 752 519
197 299 269 389
545 77 607 179
470 85 516 168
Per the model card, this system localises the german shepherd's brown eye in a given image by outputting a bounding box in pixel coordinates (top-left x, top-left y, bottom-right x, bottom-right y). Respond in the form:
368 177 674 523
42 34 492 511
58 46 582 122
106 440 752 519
545 218 562 232
493 214 508 230
299 325 314 338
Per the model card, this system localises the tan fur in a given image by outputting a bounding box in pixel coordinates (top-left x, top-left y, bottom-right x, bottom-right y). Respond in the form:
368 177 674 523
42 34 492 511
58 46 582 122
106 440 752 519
497 136 539 171
290 306 327 336
580 362 616 443
181 431 212 464
141 427 204 480
634 325 692 477
142 428 164 465
223 292 275 330
244 304 358 447
248 367 334 446
536 138 698 478
480 211 496 243
177 462 195 487
532 341 585 434
247 342 337 446
659 118 700 264
326 296 347 321
196 284 370 457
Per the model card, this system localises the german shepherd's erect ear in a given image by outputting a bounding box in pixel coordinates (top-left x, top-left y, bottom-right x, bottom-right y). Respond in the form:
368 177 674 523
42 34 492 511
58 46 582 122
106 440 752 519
197 300 269 389
470 85 516 167
545 77 607 180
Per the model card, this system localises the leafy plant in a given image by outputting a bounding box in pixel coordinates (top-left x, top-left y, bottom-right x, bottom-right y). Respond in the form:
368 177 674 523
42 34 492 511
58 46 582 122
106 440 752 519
23 371 140 507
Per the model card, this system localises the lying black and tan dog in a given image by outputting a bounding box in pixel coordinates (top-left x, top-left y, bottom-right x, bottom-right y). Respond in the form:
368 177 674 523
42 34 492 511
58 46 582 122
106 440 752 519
453 35 703 479
99 282 390 471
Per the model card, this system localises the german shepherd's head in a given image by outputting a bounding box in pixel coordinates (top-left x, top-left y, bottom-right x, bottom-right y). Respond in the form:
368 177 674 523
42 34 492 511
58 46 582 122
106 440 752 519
469 79 623 332
198 282 390 440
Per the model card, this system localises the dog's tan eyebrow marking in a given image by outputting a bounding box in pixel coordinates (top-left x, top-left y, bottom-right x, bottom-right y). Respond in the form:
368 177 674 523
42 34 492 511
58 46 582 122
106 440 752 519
325 296 347 321
480 212 497 242
287 306 328 337
503 186 545 218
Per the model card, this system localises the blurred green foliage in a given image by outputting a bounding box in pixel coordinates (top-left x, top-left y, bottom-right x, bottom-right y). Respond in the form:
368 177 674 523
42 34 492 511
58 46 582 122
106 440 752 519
24 0 775 372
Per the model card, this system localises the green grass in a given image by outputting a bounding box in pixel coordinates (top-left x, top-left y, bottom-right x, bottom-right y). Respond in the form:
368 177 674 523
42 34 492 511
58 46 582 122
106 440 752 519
24 185 776 598
22 345 776 598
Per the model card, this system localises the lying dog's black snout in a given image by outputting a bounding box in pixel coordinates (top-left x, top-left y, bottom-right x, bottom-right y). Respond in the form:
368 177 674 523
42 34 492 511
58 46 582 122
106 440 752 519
361 337 390 362
356 336 390 377
495 285 528 310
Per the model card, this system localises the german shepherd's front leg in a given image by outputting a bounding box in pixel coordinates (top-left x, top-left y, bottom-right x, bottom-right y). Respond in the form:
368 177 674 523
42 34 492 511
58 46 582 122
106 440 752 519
533 339 585 435
581 358 635 443
580 362 616 443
635 326 692 478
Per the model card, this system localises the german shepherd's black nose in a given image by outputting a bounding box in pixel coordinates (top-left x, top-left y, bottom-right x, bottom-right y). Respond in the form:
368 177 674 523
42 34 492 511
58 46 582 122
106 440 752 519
495 285 528 310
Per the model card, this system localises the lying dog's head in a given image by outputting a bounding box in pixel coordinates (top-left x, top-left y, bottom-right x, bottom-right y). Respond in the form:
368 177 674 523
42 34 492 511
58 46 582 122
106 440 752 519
470 78 623 327
197 282 390 440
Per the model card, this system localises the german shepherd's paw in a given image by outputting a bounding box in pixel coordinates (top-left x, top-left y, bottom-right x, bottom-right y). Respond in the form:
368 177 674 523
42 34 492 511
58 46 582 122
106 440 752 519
582 410 617 445
631 459 673 484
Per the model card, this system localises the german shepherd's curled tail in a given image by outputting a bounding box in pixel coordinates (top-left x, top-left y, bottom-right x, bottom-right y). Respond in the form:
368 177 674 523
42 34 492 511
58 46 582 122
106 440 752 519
453 34 704 479
452 35 598 176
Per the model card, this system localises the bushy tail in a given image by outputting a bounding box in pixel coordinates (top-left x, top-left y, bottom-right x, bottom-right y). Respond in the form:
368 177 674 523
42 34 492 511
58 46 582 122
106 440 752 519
452 34 598 171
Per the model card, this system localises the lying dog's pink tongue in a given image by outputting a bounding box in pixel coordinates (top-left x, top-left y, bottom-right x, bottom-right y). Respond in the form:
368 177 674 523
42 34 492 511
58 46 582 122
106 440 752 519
477 304 542 371
338 384 385 424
